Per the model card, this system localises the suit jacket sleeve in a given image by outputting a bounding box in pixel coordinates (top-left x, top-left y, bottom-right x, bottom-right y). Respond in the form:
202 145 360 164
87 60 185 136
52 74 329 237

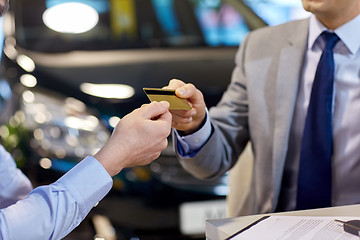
173 33 252 179
173 18 309 214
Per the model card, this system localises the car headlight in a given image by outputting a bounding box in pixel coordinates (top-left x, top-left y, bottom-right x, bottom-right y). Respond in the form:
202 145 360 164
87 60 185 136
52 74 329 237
20 88 110 162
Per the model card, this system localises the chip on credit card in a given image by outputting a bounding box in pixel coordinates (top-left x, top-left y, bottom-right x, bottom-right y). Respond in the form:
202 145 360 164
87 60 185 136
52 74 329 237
143 88 192 110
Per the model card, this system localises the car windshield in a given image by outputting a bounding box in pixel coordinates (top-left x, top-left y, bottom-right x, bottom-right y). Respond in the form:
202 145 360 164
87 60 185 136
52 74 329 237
12 0 307 53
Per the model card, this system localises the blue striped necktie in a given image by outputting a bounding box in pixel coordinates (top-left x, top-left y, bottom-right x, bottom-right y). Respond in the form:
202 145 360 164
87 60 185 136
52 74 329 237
296 31 340 210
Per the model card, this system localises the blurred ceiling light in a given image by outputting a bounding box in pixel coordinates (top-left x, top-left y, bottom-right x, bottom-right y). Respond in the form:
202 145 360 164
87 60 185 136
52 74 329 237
17 55 35 72
3 44 17 60
0 126 10 138
22 90 35 103
20 74 37 87
65 116 99 131
3 13 15 37
14 111 26 124
39 158 52 169
74 147 85 157
109 116 120 128
65 97 87 113
42 2 99 34
80 83 135 99
55 148 66 158
34 111 49 124
33 128 45 141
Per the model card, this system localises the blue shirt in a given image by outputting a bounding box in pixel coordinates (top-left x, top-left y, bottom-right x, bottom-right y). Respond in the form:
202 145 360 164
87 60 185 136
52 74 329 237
0 145 113 239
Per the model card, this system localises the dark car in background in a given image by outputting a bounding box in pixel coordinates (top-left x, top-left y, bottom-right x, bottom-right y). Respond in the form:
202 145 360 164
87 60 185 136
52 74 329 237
0 0 307 239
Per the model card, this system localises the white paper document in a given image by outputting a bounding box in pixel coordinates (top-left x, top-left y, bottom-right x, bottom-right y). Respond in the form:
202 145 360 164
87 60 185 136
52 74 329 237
228 216 360 240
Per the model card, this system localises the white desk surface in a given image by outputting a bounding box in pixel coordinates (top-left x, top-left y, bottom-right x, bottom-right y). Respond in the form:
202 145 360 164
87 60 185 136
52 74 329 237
206 204 360 240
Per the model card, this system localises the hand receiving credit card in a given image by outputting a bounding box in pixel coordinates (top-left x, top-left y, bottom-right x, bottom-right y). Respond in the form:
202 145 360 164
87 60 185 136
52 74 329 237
143 88 192 110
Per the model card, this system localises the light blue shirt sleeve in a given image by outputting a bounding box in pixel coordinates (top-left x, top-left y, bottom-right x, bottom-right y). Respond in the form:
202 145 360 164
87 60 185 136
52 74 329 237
174 109 212 157
0 155 113 240
0 145 32 209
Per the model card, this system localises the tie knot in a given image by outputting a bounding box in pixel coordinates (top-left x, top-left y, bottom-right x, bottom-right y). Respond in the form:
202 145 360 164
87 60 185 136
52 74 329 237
321 31 340 51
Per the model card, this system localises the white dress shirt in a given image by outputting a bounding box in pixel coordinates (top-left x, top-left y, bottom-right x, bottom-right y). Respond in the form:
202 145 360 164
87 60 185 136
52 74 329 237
0 145 113 239
175 13 360 211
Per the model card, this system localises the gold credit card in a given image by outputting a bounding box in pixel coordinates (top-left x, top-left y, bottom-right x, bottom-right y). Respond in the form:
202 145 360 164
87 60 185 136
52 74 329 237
143 88 192 110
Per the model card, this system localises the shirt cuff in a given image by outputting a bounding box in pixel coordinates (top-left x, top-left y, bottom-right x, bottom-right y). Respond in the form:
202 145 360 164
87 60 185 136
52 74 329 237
174 109 212 156
56 156 113 214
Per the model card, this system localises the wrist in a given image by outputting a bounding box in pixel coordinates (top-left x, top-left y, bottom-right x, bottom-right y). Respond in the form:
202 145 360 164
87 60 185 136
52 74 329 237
180 115 207 136
94 143 125 177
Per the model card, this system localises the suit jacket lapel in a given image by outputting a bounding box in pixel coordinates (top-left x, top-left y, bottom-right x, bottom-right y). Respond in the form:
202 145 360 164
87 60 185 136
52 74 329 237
271 19 309 210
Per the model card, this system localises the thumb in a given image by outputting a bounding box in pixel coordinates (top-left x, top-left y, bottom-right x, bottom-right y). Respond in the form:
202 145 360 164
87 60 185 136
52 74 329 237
175 83 203 106
143 101 170 119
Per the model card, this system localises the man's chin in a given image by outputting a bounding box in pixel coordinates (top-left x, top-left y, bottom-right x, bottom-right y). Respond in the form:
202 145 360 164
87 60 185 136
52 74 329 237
302 0 326 13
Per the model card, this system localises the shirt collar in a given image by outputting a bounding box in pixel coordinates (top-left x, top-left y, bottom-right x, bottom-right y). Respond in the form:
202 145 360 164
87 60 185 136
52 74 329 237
308 14 360 55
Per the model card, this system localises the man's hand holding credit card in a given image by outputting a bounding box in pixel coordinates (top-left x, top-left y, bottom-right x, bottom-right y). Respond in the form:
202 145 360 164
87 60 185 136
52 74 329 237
143 88 192 110
156 79 207 134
